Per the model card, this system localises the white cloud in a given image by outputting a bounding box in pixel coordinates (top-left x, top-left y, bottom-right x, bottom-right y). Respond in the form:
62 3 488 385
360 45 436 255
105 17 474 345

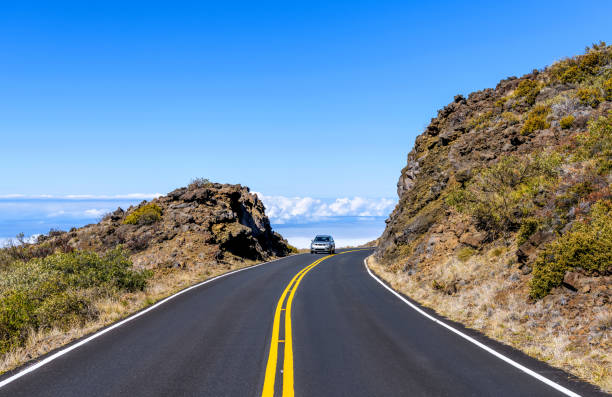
45 208 111 219
0 234 41 247
0 193 162 200
47 210 66 218
84 209 107 217
64 193 162 200
254 193 395 224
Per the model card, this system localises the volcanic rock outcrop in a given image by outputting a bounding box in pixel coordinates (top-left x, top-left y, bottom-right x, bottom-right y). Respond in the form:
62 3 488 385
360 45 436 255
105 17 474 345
371 43 611 390
38 182 291 269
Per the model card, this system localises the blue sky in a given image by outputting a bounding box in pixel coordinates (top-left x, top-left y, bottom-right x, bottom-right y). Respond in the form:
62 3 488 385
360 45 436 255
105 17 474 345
1 1 611 245
2 1 611 198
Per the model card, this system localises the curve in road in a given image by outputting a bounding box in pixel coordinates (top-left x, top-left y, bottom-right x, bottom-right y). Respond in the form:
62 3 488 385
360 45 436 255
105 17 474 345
0 249 606 396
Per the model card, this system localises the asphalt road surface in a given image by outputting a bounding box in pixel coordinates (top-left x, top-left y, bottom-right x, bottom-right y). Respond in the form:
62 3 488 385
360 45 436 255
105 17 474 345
0 249 606 396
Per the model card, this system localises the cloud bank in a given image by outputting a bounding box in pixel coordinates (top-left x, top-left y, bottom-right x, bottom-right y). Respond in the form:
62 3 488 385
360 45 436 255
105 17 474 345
254 193 395 224
0 234 41 248
0 193 162 200
0 194 395 248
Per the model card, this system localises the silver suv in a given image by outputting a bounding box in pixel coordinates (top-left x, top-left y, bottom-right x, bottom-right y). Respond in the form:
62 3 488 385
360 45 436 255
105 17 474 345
310 235 335 254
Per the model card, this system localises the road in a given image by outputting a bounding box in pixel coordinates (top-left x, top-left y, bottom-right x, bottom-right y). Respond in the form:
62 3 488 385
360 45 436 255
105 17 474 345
0 249 606 396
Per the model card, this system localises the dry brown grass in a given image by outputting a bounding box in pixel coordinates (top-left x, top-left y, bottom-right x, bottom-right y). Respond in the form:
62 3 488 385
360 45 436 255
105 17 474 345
0 257 272 375
366 252 612 393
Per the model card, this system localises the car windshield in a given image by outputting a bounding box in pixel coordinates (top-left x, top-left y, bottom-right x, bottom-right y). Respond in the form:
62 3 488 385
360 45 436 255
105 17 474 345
314 236 330 242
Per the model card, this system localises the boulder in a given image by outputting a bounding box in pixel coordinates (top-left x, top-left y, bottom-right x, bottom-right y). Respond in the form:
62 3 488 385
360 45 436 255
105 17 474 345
517 231 555 264
517 241 537 264
397 156 420 197
440 129 460 146
454 168 472 184
563 271 583 291
454 94 466 104
110 207 125 221
459 231 486 247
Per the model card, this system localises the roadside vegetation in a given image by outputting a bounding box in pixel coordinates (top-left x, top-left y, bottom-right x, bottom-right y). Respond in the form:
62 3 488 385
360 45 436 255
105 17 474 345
0 180 294 375
373 43 612 392
0 247 150 353
0 237 263 374
447 111 611 299
530 200 611 299
446 152 560 240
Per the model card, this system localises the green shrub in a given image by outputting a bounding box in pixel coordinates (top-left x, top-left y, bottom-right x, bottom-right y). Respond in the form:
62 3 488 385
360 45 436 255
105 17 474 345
188 177 212 189
123 203 162 225
0 232 74 268
576 87 603 108
458 247 476 262
495 97 508 108
549 42 611 83
38 248 151 292
559 65 583 83
0 247 150 352
287 244 299 254
514 79 541 105
0 291 35 353
568 180 595 198
468 111 494 131
603 77 612 100
501 111 520 125
517 217 541 246
579 50 605 73
446 153 560 238
573 112 612 174
549 59 583 84
34 291 95 330
559 115 575 129
521 105 550 135
530 200 612 299
431 280 444 290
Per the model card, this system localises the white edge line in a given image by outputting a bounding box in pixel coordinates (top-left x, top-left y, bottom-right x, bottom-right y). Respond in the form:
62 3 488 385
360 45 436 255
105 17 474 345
0 254 304 389
363 257 582 397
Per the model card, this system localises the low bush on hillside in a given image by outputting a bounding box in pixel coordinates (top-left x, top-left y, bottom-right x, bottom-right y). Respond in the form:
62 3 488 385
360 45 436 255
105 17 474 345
576 87 603 108
457 247 476 262
494 96 508 108
517 217 541 246
467 111 494 131
0 233 73 268
549 42 610 84
0 247 151 353
559 115 575 129
604 78 612 100
514 79 541 105
447 153 560 239
521 104 550 135
123 203 162 225
188 177 213 189
530 200 612 299
501 111 520 125
572 112 612 174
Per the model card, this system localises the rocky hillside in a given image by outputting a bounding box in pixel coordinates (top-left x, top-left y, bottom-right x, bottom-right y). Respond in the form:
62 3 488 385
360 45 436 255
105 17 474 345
38 180 292 268
371 43 611 391
0 180 291 371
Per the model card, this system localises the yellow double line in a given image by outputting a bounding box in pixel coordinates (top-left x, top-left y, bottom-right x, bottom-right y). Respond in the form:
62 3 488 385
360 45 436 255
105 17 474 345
261 249 370 397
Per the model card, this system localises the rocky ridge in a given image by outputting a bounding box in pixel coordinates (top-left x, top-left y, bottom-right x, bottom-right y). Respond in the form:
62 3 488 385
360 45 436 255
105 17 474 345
38 182 291 269
372 43 611 390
